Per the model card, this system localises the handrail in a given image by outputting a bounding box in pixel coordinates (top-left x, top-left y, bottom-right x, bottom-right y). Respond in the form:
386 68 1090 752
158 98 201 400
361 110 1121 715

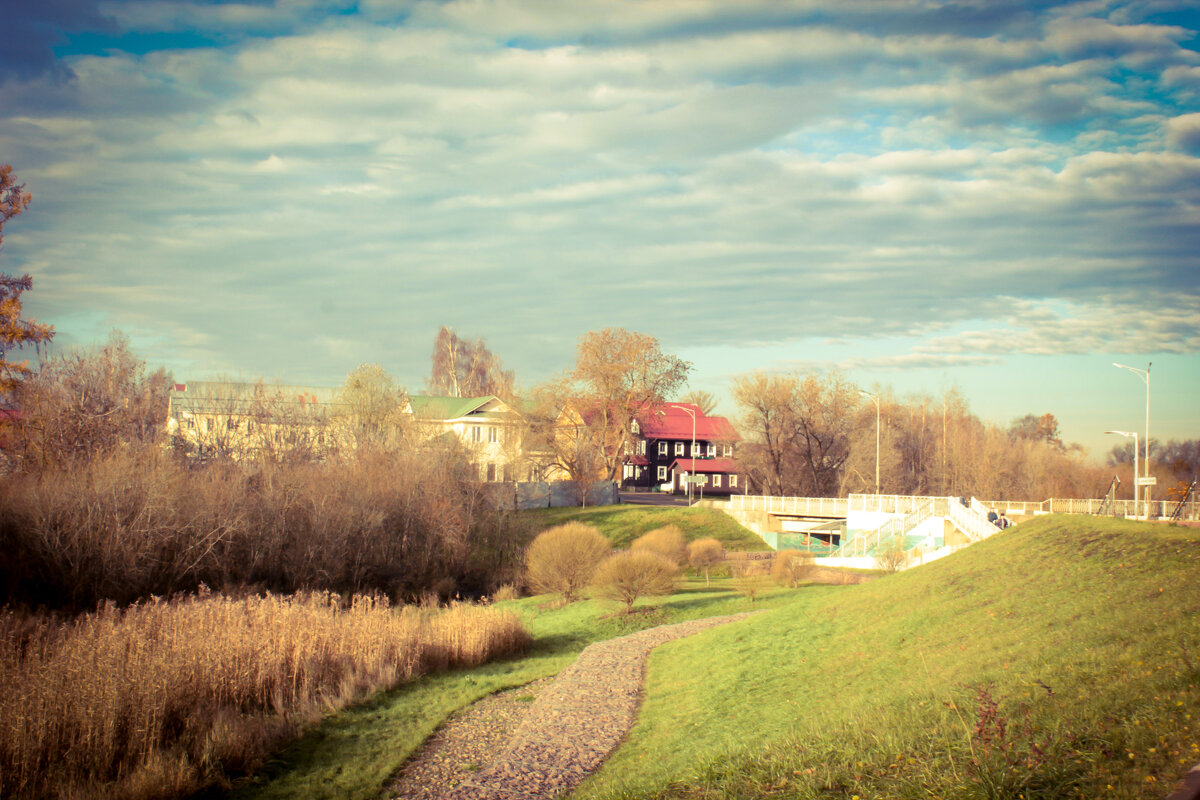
731 494 1200 522
946 499 998 543
833 498 935 558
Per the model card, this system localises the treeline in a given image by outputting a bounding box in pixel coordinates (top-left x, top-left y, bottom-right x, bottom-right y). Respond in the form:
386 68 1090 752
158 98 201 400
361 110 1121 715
732 372 1127 500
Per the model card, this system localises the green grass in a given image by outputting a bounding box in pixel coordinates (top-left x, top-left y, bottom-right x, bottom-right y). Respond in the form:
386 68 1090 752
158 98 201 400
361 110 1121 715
519 504 770 550
573 515 1200 800
218 579 800 800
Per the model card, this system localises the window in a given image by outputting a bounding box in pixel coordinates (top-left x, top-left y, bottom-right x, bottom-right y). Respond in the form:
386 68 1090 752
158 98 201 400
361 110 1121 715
724 444 733 457
623 464 634 479
691 442 701 457
637 440 646 455
707 443 716 457
486 463 496 481
205 418 213 432
623 441 632 455
658 441 667 456
489 426 499 444
713 474 722 488
636 466 643 478
471 426 482 443
674 442 684 456
631 420 640 434
186 418 194 430
657 466 668 481
227 418 237 431
730 474 738 488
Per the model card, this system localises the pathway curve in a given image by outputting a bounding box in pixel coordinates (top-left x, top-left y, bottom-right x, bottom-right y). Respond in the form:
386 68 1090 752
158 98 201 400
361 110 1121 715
389 612 758 800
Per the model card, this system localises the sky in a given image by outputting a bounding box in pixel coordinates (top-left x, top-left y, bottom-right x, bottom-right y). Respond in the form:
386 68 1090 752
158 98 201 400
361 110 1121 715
1 0 1198 462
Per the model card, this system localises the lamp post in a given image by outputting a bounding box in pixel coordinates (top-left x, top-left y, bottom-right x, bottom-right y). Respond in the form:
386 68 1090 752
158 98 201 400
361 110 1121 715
1105 430 1138 517
859 390 880 495
669 404 697 506
1113 362 1151 514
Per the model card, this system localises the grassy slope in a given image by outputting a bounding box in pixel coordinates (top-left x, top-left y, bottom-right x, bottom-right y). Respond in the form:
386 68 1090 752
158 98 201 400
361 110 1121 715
221 581 800 800
574 516 1200 800
520 504 770 550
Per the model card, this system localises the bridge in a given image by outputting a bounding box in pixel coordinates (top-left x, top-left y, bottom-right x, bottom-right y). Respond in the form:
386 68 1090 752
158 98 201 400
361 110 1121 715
722 493 1200 568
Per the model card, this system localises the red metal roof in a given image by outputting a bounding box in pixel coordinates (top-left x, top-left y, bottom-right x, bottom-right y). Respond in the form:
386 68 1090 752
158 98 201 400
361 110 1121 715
628 455 650 466
669 457 740 474
638 403 740 442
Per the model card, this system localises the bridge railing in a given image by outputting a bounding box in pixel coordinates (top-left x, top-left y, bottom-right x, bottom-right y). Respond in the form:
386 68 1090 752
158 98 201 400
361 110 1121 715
834 498 936 558
947 499 999 543
729 495 848 517
733 494 1199 521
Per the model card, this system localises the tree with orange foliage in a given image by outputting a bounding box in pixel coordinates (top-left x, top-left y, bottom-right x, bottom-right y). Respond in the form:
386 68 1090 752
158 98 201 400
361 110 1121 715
0 165 54 393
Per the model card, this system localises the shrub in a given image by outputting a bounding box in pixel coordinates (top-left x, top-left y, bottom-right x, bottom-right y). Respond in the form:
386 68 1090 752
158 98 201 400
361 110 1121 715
874 542 909 574
771 549 815 587
524 522 610 602
591 550 678 614
731 561 772 603
631 525 687 568
492 583 520 602
687 537 724 586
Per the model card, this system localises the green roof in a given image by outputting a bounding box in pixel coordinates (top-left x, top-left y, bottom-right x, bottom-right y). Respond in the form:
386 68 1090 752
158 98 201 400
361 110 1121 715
408 395 497 420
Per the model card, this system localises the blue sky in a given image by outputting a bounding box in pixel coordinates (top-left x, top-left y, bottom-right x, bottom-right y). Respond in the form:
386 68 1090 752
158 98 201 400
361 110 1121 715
1 0 1198 460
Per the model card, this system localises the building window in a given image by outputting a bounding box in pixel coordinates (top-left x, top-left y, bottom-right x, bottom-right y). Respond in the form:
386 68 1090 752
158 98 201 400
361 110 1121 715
730 474 738 488
707 443 716 457
691 442 701 457
631 420 640 435
227 418 237 431
205 418 213 432
186 418 194 430
623 441 632 455
637 440 646 455
724 444 733 457
471 426 482 443
657 466 668 481
623 464 634 479
635 466 643 478
658 441 667 456
674 442 684 456
486 463 496 481
713 474 722 487
489 426 499 444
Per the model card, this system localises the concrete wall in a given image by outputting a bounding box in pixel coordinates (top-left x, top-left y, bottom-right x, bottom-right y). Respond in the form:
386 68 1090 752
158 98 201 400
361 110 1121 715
485 480 619 510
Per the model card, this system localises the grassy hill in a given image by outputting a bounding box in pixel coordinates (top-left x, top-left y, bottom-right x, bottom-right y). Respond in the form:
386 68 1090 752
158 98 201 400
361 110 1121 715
574 515 1200 799
520 504 770 550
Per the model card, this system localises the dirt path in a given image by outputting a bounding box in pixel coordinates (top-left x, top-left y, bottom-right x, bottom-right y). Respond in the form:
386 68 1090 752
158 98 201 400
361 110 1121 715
388 612 758 800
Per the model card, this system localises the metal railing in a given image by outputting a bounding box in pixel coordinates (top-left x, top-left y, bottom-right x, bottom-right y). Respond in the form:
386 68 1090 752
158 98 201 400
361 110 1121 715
947 499 999 543
834 498 936 559
734 493 1199 521
729 495 848 517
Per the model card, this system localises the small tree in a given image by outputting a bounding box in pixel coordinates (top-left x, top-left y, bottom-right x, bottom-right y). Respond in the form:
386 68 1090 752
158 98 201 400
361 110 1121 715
0 166 54 393
687 537 724 586
874 543 909 574
631 525 687 568
771 549 815 588
525 522 610 602
591 550 677 614
731 561 772 603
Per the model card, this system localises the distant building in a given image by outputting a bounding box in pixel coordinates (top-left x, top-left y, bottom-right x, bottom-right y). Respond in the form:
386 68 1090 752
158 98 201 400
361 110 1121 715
621 402 743 495
166 381 527 480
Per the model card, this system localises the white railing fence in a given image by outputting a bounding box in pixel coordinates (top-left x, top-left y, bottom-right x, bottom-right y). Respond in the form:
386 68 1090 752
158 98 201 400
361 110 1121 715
734 494 1199 521
947 499 999 543
834 498 936 558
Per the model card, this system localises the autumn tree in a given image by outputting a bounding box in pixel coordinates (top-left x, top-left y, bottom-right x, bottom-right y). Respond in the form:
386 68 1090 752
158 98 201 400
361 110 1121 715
558 328 690 482
337 363 407 451
428 326 514 400
0 165 54 393
14 332 170 468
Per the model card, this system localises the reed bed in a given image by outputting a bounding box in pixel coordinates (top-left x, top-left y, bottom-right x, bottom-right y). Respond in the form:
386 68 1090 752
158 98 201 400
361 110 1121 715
0 591 531 800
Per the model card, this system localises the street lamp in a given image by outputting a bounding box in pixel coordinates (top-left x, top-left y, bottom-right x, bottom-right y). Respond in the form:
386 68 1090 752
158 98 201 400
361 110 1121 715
1113 362 1151 514
1105 430 1138 517
859 390 880 495
669 404 697 506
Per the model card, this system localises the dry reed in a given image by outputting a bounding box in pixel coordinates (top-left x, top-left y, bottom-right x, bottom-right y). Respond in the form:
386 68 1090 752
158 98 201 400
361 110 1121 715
0 591 530 800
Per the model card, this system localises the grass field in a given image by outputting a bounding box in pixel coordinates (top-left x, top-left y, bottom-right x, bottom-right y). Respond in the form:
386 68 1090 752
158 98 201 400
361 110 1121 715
519 504 770 550
574 515 1200 799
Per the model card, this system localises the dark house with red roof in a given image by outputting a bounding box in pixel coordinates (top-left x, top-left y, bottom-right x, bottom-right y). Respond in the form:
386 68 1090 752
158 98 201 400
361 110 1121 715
621 402 743 496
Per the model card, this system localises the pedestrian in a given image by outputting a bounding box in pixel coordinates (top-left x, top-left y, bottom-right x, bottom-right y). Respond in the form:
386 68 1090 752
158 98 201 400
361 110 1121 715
987 508 999 526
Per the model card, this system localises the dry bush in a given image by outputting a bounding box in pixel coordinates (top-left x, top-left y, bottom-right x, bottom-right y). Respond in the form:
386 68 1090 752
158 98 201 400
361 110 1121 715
0 592 529 800
0 446 523 611
875 543 910 574
631 525 687 568
492 583 520 602
771 549 815 588
524 522 610 602
687 537 724 586
731 561 772 603
591 550 678 614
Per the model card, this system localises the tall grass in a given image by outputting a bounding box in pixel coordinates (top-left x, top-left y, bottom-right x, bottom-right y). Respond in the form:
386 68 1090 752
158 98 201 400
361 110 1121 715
0 446 537 610
0 591 530 800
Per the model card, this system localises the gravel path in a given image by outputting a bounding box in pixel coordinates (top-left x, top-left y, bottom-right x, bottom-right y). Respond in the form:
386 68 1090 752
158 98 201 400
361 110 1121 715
389 612 759 800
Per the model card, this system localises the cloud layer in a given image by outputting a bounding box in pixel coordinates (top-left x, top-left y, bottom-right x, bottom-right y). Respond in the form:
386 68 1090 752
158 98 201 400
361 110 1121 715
1 0 1198 401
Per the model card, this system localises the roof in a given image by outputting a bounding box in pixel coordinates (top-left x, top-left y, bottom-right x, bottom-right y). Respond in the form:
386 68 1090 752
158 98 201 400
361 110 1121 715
169 381 342 414
639 403 740 442
628 455 650 466
669 457 741 474
408 395 518 421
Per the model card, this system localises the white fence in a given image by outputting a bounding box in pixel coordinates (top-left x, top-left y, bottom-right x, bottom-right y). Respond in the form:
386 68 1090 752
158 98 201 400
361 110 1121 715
733 493 1199 521
835 498 936 558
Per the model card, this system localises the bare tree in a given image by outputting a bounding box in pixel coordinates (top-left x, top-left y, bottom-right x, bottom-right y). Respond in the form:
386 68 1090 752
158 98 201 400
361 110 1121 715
428 326 515 400
678 390 718 416
338 363 407 452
